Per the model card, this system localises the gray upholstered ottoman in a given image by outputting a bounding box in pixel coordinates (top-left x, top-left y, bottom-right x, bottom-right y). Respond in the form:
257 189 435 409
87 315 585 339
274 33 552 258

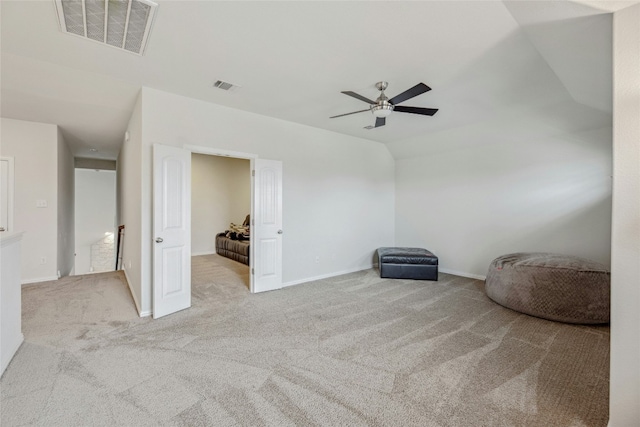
485 252 610 324
378 247 438 280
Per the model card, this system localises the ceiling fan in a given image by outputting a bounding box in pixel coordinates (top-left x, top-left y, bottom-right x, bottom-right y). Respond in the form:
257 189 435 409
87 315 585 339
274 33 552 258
330 81 438 128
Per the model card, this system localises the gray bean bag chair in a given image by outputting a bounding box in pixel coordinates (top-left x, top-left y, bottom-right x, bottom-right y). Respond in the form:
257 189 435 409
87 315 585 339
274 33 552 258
485 252 610 324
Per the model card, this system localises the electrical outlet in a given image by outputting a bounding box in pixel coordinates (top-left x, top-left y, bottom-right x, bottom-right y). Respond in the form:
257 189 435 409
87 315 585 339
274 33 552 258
315 256 320 264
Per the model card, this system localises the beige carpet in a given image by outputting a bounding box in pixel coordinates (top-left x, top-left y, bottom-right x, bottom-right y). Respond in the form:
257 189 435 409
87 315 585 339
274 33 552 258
1 254 609 426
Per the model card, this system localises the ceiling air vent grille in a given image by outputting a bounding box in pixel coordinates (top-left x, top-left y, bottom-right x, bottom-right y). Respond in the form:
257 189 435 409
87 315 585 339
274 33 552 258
54 0 158 56
213 80 241 92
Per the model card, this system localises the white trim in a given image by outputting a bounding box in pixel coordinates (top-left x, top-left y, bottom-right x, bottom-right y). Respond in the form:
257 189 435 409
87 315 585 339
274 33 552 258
439 268 486 281
185 144 258 160
191 250 216 256
53 0 66 31
138 0 158 56
21 276 59 285
249 157 255 292
0 157 15 233
280 266 485 288
122 268 151 317
282 265 373 288
71 269 114 277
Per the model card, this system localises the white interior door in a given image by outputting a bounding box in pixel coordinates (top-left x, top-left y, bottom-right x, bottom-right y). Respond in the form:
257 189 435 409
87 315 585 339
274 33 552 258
153 144 191 318
251 159 283 293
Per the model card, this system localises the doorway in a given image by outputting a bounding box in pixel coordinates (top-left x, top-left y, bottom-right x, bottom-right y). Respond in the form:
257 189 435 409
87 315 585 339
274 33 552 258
191 153 251 289
152 144 283 318
74 167 116 275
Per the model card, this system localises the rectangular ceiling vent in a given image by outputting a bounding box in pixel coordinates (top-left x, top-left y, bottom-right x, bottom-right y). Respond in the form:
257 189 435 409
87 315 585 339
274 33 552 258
213 80 241 92
54 0 158 56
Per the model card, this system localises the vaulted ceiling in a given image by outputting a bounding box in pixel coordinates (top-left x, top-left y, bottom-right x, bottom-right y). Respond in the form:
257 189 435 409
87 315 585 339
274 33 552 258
0 1 619 160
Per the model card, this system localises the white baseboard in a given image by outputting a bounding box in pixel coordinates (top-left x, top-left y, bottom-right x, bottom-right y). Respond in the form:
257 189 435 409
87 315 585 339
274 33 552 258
121 269 152 318
439 268 486 281
192 251 216 257
282 265 373 288
21 276 59 285
281 265 485 288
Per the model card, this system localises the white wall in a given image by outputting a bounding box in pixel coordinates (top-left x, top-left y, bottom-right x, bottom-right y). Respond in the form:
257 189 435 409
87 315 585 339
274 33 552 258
125 87 395 314
389 33 613 279
57 128 74 277
74 169 116 275
393 109 612 278
191 154 250 255
0 118 59 283
227 161 251 228
388 9 613 279
117 92 145 314
609 4 640 425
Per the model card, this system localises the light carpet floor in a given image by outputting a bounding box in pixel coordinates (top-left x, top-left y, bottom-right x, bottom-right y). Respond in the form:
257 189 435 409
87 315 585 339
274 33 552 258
1 254 609 426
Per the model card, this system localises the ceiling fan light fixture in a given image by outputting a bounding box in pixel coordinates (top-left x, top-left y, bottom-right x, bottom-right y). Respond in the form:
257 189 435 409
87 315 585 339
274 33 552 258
371 104 393 118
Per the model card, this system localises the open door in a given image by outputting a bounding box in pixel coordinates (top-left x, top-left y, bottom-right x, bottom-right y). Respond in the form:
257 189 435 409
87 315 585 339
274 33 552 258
251 159 283 293
153 144 191 318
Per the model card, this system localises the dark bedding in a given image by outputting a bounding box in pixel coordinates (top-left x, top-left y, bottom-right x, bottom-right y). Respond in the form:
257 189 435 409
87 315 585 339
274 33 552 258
215 233 250 265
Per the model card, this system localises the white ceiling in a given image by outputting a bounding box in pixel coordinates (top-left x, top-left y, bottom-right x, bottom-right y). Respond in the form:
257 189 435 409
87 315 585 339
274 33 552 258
0 0 619 160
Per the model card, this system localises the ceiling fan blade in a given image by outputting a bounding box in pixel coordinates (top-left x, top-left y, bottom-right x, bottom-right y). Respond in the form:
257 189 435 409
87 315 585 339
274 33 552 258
389 83 431 105
394 106 438 116
375 117 386 127
330 109 370 119
341 91 376 104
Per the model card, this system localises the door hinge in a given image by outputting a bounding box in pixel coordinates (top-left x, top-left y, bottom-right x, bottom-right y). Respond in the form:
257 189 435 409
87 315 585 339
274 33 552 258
252 170 255 177
251 268 254 275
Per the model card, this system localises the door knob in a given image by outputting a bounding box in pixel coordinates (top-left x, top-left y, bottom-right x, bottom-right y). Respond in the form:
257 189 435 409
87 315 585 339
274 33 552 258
277 230 283 234
155 237 163 243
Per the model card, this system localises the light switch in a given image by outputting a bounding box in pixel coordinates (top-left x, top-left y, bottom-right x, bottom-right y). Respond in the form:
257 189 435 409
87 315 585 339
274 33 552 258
36 199 48 208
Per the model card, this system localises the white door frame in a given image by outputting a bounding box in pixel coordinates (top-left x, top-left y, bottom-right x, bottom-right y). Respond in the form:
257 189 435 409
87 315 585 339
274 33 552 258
0 157 15 233
185 145 259 291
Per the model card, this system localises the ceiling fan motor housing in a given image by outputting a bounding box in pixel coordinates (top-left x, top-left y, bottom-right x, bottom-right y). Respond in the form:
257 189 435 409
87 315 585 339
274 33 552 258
372 81 394 117
371 100 394 117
